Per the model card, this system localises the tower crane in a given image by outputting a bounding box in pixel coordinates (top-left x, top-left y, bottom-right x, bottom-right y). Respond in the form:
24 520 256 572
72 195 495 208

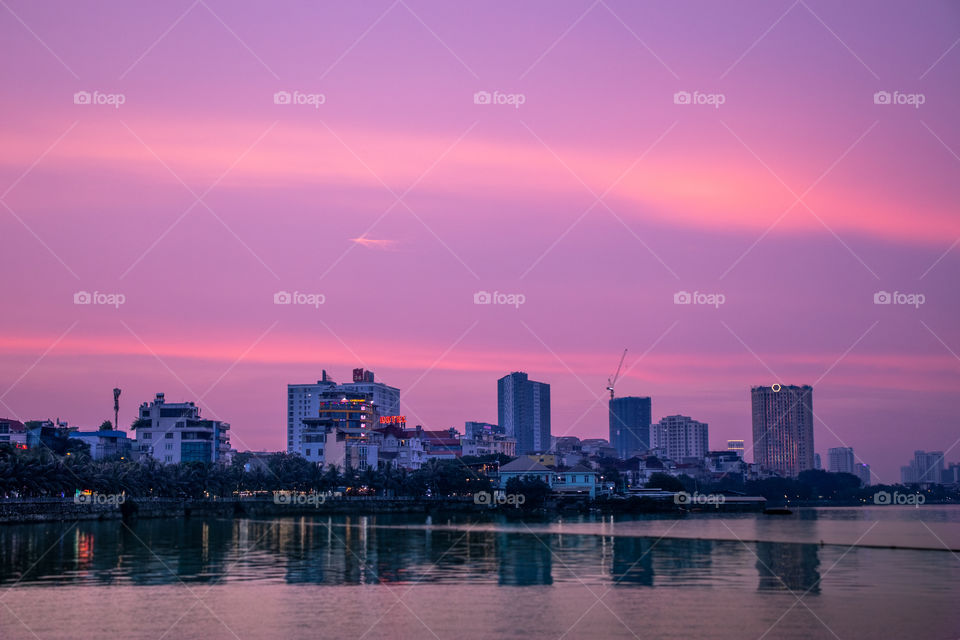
606 348 628 400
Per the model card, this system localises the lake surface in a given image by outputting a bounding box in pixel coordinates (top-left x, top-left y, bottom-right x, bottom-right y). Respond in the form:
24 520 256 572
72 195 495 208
0 506 957 639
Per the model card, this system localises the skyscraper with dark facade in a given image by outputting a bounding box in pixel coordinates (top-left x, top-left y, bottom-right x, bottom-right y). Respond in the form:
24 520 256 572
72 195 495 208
497 372 550 455
609 396 651 459
751 385 814 477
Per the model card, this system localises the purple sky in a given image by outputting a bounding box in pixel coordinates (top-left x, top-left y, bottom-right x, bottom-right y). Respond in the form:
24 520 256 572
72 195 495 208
1 0 958 481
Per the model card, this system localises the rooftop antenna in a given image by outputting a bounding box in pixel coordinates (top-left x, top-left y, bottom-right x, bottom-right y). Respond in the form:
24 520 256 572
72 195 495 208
113 388 121 431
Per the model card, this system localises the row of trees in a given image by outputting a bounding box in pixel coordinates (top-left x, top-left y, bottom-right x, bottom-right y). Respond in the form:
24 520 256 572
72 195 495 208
647 469 960 503
0 445 500 499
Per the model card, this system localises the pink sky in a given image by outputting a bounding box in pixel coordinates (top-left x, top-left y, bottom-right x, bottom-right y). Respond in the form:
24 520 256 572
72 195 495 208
1 0 959 480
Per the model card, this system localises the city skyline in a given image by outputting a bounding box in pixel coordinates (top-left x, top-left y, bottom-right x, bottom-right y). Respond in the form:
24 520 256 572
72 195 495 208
1 1 958 485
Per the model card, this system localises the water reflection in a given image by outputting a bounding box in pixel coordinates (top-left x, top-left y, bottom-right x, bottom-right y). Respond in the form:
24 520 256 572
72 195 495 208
0 515 829 589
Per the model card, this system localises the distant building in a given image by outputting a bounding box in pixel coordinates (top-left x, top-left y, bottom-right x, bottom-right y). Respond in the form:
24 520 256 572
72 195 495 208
855 463 871 486
135 393 231 464
498 372 550 455
609 396 652 459
70 430 132 460
751 385 814 477
301 391 379 467
422 428 462 460
828 447 855 474
0 418 27 448
814 453 822 470
726 439 745 456
901 450 945 485
287 369 399 456
651 415 709 462
464 421 504 439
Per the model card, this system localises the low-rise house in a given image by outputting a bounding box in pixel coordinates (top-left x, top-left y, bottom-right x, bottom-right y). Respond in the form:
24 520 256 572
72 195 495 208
376 425 425 470
553 464 599 498
497 457 555 489
0 418 27 448
70 430 133 460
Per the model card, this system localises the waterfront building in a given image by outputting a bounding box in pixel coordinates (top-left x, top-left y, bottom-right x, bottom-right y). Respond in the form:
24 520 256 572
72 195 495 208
0 418 27 448
751 385 814 477
300 391 379 467
376 424 426 470
855 463 872 486
135 393 231 464
497 457 554 488
287 368 399 456
828 447 856 474
727 439 745 455
497 372 551 455
609 396 652 459
70 430 132 460
651 415 709 462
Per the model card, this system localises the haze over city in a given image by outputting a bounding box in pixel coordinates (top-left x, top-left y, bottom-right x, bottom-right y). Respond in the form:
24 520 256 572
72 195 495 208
3 0 959 482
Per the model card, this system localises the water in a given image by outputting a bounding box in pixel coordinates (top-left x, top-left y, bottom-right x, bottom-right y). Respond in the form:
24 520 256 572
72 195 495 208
0 507 957 639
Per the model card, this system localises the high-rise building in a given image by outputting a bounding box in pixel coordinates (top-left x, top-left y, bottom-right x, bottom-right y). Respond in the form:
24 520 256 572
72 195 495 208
464 421 504 439
901 450 945 485
135 393 231 464
497 372 550 455
651 415 709 461
828 447 855 474
609 396 652 459
751 384 814 477
287 369 399 456
855 463 871 486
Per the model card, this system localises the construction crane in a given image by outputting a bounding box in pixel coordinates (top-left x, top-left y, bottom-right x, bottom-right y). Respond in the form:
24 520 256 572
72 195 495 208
606 349 628 399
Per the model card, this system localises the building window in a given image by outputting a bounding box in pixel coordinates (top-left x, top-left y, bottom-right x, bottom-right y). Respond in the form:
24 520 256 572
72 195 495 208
305 449 311 456
165 455 172 462
166 443 173 450
165 433 173 439
142 432 152 439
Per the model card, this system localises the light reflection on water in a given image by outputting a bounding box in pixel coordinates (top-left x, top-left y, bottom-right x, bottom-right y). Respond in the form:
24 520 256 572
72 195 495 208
1 508 958 639
0 507 957 591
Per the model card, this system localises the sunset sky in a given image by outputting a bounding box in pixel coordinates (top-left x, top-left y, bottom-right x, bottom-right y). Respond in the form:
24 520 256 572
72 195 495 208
1 0 958 480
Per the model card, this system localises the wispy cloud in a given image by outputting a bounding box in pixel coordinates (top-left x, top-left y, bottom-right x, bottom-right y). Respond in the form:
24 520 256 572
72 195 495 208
350 236 398 250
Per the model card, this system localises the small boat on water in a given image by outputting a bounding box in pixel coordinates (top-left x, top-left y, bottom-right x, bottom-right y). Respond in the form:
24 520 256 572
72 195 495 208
763 507 793 515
